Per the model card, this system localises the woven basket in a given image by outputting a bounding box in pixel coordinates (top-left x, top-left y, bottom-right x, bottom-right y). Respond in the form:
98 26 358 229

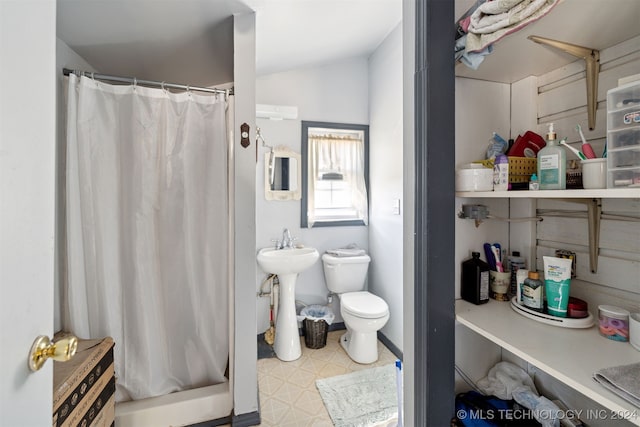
508 157 537 183
303 318 329 349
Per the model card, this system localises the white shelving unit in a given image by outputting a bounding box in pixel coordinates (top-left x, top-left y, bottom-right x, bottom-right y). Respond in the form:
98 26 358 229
456 189 640 199
457 188 640 273
453 0 640 419
456 299 640 425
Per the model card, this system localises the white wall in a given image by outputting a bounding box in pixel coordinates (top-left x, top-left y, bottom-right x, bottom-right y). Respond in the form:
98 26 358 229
454 77 511 393
255 57 370 332
454 77 511 301
232 12 259 418
368 23 404 351
401 0 415 420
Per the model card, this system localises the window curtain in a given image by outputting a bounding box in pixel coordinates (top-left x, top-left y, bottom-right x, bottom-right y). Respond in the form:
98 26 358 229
64 74 229 401
307 134 368 227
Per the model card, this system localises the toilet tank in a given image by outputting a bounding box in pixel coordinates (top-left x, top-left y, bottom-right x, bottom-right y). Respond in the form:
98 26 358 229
322 254 371 293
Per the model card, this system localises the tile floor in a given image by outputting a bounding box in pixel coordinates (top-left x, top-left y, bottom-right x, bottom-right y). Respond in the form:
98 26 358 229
255 330 397 427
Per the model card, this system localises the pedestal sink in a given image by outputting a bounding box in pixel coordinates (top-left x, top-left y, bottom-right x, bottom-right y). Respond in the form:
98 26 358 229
257 247 319 361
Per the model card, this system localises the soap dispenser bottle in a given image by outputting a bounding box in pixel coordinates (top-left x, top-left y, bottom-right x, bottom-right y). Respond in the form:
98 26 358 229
537 123 566 190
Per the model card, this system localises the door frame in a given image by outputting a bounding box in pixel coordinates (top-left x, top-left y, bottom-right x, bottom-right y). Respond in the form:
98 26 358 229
411 0 456 424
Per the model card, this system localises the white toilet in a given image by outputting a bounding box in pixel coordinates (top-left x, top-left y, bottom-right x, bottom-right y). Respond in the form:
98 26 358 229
322 253 389 364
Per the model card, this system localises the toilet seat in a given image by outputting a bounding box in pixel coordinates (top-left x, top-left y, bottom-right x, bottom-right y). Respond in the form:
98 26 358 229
341 291 388 319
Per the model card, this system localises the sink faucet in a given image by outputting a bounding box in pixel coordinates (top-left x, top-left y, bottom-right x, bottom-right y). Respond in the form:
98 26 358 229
271 228 297 249
281 228 294 249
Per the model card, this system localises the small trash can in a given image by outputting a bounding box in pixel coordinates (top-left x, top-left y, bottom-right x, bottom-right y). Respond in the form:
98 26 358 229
300 305 334 349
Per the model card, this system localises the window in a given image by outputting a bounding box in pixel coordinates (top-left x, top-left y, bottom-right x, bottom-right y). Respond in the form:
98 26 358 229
301 121 369 227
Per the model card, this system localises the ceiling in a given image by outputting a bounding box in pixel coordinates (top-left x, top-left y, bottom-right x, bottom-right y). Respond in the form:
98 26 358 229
57 0 402 88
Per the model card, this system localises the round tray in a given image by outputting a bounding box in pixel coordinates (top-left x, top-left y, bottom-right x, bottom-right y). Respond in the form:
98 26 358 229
510 297 594 328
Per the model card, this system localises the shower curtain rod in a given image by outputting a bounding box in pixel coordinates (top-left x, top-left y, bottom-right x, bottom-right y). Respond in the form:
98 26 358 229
63 68 234 96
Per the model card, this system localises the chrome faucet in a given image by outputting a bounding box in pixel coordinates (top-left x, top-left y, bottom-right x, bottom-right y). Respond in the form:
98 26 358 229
281 228 294 249
272 228 296 249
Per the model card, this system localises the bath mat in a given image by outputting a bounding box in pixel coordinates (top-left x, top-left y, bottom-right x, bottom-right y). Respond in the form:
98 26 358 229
316 364 398 427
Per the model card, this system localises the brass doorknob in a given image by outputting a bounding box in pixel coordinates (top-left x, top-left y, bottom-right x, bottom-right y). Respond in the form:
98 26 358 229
28 335 78 372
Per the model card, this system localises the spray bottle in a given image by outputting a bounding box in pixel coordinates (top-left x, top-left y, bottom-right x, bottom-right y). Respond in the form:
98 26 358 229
537 123 566 190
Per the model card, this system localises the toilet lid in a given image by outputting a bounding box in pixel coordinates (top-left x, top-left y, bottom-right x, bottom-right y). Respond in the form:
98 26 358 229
341 291 388 319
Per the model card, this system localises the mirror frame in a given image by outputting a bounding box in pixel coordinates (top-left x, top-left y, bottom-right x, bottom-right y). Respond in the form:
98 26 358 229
264 145 301 201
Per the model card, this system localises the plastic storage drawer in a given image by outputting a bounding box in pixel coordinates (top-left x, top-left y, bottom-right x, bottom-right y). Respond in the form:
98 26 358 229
606 81 640 188
607 126 640 150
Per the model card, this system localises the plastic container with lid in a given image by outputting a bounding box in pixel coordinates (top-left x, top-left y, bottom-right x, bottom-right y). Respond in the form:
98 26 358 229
598 305 630 342
567 297 588 318
455 164 493 192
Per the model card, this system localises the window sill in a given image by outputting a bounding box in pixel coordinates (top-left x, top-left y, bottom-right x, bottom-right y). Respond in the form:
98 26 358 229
302 219 366 228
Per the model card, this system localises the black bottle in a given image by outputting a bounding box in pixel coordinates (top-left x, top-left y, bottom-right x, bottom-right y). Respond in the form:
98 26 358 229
461 252 490 305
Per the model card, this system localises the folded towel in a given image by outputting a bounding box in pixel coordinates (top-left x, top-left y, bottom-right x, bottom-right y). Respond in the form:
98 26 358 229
466 0 559 53
326 244 366 257
593 362 640 408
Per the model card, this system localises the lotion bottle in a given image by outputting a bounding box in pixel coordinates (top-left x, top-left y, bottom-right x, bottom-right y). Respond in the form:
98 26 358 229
493 154 509 191
537 123 566 190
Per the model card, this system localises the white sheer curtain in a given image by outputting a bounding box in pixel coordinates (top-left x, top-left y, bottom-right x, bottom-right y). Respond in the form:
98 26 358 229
307 133 368 227
65 74 229 401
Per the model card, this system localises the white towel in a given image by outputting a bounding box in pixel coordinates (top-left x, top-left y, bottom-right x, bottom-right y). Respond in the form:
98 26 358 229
593 362 640 408
466 0 559 53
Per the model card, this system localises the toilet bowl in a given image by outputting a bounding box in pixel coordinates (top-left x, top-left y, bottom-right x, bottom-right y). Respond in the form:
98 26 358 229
322 253 389 364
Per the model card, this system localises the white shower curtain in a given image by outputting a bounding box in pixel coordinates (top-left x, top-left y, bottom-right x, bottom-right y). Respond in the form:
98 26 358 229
65 74 229 401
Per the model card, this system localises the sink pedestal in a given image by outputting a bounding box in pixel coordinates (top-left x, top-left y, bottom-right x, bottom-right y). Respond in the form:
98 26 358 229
274 273 301 361
256 246 319 362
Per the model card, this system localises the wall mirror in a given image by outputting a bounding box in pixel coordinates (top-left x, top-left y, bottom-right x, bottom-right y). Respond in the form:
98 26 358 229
264 146 301 201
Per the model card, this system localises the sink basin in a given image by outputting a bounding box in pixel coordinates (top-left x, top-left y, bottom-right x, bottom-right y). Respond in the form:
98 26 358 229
257 246 319 361
257 247 319 275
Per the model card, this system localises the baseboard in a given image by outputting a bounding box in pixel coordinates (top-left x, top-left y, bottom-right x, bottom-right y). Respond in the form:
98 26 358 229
377 331 403 361
328 321 346 332
231 410 261 427
188 415 232 427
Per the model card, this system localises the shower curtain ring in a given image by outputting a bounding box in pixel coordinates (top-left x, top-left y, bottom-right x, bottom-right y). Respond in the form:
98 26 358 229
161 81 166 92
133 77 137 90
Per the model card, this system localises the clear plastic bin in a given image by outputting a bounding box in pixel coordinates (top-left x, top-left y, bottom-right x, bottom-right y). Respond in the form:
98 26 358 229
607 81 640 187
